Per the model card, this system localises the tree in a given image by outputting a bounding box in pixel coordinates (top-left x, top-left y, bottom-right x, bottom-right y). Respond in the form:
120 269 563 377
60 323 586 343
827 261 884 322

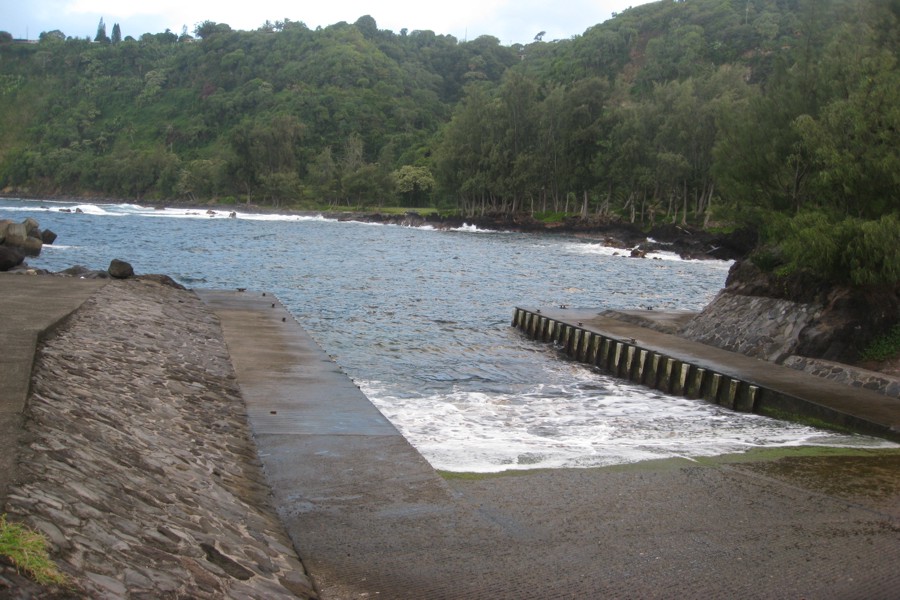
38 30 65 43
393 165 435 206
795 61 900 218
194 21 232 39
309 147 337 203
94 18 109 43
111 23 122 44
260 171 302 207
227 115 306 204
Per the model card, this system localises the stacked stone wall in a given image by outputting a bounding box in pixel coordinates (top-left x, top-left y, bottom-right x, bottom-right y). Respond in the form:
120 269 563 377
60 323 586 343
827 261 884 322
679 291 823 364
782 356 900 399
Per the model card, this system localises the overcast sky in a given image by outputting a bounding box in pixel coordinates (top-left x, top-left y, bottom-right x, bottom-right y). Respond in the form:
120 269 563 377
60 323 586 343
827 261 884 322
2 0 655 45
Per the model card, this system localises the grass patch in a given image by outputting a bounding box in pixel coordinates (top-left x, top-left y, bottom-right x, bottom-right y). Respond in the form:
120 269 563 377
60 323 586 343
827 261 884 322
369 206 440 216
532 211 571 224
0 515 68 586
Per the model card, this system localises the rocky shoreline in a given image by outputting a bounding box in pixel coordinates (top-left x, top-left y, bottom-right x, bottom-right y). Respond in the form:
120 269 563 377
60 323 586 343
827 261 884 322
315 210 755 261
1 279 317 599
3 195 754 262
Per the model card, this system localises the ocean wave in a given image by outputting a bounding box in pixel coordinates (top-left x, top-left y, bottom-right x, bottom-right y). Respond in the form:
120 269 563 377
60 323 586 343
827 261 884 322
566 241 733 266
450 223 501 233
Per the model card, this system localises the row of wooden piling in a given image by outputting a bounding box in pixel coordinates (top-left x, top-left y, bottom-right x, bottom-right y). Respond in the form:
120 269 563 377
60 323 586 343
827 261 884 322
513 307 760 412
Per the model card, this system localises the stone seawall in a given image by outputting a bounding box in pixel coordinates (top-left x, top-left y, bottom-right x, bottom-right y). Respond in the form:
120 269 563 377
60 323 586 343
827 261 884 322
1 280 317 599
679 291 823 363
676 290 899 399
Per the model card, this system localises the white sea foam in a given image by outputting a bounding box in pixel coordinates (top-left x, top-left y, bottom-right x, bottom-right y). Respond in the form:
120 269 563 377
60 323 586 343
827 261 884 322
451 223 499 233
2 199 339 223
136 206 333 222
359 374 896 473
566 240 733 267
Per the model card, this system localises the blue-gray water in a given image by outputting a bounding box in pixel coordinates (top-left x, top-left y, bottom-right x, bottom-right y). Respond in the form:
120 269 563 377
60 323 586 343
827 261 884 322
3 199 893 471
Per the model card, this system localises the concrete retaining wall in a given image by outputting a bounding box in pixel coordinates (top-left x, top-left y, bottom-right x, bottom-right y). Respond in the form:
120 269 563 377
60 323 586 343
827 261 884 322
512 307 900 443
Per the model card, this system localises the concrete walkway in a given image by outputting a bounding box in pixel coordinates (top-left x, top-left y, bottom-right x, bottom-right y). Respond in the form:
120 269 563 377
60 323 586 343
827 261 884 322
0 273 106 508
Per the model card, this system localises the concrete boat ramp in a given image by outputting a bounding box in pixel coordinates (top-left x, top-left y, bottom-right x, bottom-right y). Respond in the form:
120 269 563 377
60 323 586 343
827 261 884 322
198 290 508 598
4 278 899 598
203 290 900 598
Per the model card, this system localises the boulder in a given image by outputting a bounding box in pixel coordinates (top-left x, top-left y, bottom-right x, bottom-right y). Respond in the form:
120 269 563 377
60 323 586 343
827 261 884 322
0 246 23 271
108 259 134 279
22 236 43 256
41 229 57 245
2 222 27 247
23 217 40 237
1 218 51 258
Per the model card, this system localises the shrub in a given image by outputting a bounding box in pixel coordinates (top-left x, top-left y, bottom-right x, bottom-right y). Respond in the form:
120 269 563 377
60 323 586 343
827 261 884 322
533 211 569 223
860 324 900 362
763 211 900 286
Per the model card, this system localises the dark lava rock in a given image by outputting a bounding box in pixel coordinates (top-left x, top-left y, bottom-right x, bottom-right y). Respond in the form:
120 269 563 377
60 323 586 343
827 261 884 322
136 274 186 290
108 259 134 279
58 265 110 279
41 229 58 245
0 246 24 271
724 259 900 363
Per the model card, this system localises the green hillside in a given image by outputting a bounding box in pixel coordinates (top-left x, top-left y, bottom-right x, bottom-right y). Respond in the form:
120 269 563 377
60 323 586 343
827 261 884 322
1 1 898 282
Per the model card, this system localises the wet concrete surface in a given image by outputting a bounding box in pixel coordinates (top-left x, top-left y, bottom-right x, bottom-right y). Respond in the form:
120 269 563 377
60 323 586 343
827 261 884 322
445 450 900 599
204 290 900 599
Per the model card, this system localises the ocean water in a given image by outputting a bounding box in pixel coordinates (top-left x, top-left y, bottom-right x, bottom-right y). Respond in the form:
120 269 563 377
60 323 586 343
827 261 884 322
3 198 894 471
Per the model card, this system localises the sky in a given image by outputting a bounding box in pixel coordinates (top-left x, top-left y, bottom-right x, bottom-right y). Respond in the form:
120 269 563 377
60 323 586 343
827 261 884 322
2 0 655 46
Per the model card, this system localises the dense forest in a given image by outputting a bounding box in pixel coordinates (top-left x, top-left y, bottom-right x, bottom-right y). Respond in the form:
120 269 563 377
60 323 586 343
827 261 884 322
1 0 898 283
